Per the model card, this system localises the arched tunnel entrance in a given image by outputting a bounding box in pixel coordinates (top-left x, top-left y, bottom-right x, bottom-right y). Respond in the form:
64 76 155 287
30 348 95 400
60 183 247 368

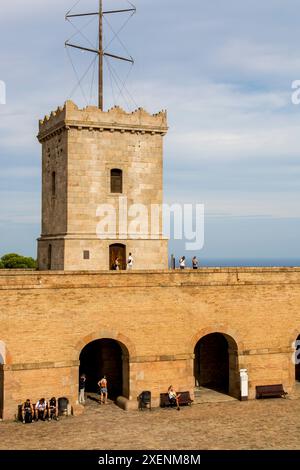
194 332 239 398
79 338 129 400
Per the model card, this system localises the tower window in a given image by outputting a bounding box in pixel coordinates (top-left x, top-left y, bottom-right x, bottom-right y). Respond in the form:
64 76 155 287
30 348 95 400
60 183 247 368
111 169 123 194
51 171 56 197
83 250 90 260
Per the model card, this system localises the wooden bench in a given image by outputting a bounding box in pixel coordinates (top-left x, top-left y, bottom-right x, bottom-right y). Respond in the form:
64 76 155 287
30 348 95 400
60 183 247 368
256 384 287 399
160 391 193 408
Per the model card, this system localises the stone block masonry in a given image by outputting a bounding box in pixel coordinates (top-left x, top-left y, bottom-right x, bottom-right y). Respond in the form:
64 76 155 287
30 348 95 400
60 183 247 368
37 101 168 271
0 267 300 420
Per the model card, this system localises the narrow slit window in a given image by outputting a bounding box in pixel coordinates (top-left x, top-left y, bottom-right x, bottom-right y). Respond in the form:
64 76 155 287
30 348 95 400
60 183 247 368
111 169 123 194
51 171 56 197
48 244 52 270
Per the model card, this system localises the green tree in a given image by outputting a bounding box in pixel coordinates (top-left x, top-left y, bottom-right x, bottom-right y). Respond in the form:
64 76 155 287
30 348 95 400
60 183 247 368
0 260 4 269
1 253 37 269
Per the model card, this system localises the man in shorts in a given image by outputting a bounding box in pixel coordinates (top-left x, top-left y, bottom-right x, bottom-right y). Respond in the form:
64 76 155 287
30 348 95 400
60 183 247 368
98 375 108 404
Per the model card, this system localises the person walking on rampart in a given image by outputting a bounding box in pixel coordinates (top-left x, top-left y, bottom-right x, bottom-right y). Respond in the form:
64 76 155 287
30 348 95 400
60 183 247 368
179 256 186 270
192 256 199 269
127 253 134 270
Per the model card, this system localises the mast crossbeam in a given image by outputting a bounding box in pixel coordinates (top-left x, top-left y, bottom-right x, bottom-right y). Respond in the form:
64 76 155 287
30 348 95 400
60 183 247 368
65 1 135 110
66 13 99 18
65 43 99 55
104 52 134 63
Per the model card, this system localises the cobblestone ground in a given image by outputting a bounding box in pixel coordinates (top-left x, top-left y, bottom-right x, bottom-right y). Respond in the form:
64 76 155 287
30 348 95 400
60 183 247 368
1 397 300 450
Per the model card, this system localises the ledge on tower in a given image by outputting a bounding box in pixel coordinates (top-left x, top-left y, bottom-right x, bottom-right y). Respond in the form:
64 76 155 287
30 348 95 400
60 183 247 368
38 100 168 140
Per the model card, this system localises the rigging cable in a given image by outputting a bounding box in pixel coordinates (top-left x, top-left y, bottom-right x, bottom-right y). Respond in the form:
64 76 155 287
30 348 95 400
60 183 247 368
103 11 135 54
107 56 138 109
66 0 82 17
66 47 98 104
105 56 131 110
66 15 98 50
106 56 117 107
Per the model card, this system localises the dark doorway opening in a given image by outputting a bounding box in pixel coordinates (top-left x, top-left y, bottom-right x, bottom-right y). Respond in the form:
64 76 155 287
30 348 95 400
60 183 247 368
194 333 239 397
79 339 129 400
109 244 126 271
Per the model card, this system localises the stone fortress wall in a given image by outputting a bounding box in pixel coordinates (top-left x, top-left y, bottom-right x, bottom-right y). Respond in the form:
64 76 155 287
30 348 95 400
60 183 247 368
1 267 299 420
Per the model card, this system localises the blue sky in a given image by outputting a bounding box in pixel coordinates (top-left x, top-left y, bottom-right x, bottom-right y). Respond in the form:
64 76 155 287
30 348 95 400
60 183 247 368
1 0 300 263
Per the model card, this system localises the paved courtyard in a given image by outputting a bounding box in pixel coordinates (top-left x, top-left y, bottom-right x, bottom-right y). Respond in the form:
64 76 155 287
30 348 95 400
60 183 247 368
1 394 300 450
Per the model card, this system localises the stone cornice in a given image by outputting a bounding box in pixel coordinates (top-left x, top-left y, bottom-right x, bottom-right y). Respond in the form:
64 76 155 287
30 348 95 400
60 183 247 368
37 100 168 142
1 268 300 291
4 360 79 371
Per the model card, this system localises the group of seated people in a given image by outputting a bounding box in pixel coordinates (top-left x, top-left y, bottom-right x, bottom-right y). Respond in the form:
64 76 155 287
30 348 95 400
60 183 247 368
21 397 59 423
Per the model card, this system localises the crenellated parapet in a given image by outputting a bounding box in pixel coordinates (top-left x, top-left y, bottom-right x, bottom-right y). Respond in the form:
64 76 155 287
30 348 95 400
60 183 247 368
38 100 168 142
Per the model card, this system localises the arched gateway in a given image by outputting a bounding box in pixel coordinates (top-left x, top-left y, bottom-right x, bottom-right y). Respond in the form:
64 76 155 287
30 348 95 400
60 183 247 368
79 339 129 400
194 333 240 398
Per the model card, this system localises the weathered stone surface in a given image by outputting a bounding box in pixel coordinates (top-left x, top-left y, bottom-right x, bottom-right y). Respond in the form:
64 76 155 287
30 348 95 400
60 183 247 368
1 397 300 450
37 101 168 271
0 268 300 420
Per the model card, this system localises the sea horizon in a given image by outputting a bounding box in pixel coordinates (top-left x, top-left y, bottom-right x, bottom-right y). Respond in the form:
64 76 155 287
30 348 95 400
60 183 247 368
170 257 300 268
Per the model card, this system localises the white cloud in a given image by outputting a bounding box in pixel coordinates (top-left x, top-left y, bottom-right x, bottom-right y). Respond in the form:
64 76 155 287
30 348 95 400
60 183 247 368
1 0 300 255
218 39 300 76
129 80 300 162
165 188 300 219
169 125 300 161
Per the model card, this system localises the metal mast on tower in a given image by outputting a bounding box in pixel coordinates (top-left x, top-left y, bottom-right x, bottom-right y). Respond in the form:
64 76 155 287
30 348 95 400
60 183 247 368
65 0 136 110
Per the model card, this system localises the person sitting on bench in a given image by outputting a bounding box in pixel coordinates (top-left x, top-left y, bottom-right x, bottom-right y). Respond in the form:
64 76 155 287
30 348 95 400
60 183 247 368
168 385 181 411
48 397 59 421
21 398 34 424
35 398 48 421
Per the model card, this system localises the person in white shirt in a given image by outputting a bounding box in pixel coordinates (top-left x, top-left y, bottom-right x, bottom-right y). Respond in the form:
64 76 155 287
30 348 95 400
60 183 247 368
114 257 120 271
168 385 181 410
179 256 186 270
35 398 48 421
127 253 134 270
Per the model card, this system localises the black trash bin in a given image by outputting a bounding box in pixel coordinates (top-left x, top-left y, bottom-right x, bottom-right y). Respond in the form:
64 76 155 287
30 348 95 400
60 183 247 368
58 397 69 416
138 391 151 411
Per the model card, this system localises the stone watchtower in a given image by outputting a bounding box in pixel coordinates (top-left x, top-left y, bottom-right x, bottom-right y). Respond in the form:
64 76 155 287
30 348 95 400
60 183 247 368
37 100 169 271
